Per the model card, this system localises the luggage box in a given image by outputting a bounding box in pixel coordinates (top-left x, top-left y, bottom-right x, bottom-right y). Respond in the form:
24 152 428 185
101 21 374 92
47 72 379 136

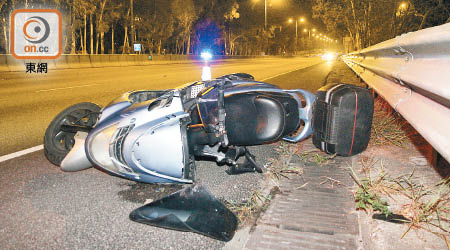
312 83 374 156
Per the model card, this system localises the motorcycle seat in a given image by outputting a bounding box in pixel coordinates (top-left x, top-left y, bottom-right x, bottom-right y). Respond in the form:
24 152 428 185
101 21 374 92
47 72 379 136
225 93 299 145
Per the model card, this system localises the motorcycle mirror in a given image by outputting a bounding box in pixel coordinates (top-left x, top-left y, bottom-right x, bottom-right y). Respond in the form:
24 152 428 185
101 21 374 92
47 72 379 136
129 184 238 242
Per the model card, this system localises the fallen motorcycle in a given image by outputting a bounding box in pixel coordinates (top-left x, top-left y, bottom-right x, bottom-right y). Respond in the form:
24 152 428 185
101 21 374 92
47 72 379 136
44 73 315 183
43 72 373 241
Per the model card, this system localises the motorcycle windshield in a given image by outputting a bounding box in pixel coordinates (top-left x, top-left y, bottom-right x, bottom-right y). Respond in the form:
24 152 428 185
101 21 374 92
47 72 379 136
129 184 238 242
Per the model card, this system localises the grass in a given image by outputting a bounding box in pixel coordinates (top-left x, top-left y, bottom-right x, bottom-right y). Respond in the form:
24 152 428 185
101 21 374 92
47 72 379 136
268 141 304 181
349 157 450 239
224 141 303 226
394 175 450 238
297 150 337 166
224 189 276 225
370 98 409 147
348 161 391 215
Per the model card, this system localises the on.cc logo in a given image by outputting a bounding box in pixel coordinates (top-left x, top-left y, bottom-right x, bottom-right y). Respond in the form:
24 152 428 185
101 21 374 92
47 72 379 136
11 9 62 59
23 16 51 44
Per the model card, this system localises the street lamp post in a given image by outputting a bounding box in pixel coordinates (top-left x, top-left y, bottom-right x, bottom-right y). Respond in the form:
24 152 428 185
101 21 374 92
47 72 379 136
288 17 305 54
304 28 316 40
264 0 267 30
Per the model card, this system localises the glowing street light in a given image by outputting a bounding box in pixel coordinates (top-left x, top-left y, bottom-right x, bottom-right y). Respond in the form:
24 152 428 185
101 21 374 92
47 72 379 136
287 17 306 38
303 28 315 39
399 2 407 9
397 2 408 16
287 16 306 54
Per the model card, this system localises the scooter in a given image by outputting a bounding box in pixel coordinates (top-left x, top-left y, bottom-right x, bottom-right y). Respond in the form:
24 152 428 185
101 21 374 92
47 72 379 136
43 72 318 241
43 70 375 241
44 73 315 184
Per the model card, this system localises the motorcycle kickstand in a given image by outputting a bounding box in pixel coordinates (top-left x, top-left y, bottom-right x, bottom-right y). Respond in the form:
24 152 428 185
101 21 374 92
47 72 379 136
225 148 263 175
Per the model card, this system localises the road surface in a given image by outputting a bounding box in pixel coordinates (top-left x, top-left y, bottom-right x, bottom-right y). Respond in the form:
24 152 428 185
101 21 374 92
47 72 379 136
0 57 333 249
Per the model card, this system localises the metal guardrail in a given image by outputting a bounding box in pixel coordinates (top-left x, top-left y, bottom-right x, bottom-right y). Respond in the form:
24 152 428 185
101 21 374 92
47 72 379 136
343 23 450 163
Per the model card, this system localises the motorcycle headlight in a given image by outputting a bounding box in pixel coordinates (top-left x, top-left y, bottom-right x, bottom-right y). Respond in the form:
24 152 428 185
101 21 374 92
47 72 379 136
88 123 119 174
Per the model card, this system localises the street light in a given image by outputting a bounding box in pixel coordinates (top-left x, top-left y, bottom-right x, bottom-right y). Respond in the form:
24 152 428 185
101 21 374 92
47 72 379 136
253 0 269 30
400 2 407 9
287 17 306 54
303 28 315 39
265 0 267 30
288 17 305 38
397 2 408 16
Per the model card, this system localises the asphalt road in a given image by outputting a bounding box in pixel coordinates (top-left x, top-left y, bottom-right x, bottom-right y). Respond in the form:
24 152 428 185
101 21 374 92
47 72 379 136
0 58 333 249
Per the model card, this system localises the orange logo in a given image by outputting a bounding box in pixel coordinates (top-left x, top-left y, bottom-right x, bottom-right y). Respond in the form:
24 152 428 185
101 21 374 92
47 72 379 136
11 9 62 59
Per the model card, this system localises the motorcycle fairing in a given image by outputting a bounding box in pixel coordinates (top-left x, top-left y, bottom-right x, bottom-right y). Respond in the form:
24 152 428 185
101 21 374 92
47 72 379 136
60 131 92 171
129 184 238 242
85 90 194 184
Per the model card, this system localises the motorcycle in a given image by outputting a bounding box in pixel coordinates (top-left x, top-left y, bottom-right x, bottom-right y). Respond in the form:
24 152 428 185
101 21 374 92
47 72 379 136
43 72 375 241
43 73 315 184
43 73 316 241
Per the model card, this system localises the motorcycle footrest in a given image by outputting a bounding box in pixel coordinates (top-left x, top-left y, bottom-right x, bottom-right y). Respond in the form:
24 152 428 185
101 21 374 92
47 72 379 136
225 152 262 175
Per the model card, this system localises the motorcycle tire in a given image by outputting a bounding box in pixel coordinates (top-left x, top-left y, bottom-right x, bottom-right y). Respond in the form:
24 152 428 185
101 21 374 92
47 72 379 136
44 102 101 166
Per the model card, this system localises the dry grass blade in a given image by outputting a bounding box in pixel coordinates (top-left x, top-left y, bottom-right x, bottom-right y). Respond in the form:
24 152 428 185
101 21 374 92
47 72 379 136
297 150 336 166
320 176 342 189
352 156 450 239
268 141 304 181
370 98 409 147
444 234 450 250
224 190 273 225
269 162 304 181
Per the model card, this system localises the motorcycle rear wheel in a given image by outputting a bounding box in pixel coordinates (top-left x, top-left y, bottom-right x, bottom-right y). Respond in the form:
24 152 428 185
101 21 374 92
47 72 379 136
44 102 101 166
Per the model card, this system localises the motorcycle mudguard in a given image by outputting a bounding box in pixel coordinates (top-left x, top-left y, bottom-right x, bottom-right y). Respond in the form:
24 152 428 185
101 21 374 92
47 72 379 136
129 184 238 241
60 132 93 171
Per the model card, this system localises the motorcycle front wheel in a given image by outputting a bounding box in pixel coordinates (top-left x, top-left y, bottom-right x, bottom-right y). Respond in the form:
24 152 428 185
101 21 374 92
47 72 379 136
44 102 101 166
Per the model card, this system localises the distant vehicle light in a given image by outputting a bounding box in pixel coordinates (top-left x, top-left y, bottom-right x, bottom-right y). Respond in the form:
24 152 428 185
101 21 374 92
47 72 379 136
322 52 336 61
201 52 212 61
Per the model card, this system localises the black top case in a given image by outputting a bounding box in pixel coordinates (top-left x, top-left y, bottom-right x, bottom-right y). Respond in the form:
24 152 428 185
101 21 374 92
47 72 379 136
312 83 374 156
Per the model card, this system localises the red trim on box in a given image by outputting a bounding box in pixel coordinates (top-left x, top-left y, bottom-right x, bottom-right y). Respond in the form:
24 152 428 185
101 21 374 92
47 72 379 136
349 91 358 155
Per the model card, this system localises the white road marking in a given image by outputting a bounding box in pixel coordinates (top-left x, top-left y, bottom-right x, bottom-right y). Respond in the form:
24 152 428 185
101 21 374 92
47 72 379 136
260 64 315 81
35 84 100 93
0 145 43 163
3 63 320 163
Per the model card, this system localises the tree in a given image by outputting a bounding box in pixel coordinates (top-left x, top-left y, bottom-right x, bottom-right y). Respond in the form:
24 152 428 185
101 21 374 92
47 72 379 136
312 0 450 51
0 0 17 54
172 0 196 54
103 0 122 54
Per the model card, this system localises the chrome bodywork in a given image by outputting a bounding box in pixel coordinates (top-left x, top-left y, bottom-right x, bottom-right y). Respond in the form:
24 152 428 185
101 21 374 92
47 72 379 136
60 132 92 171
83 90 193 183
